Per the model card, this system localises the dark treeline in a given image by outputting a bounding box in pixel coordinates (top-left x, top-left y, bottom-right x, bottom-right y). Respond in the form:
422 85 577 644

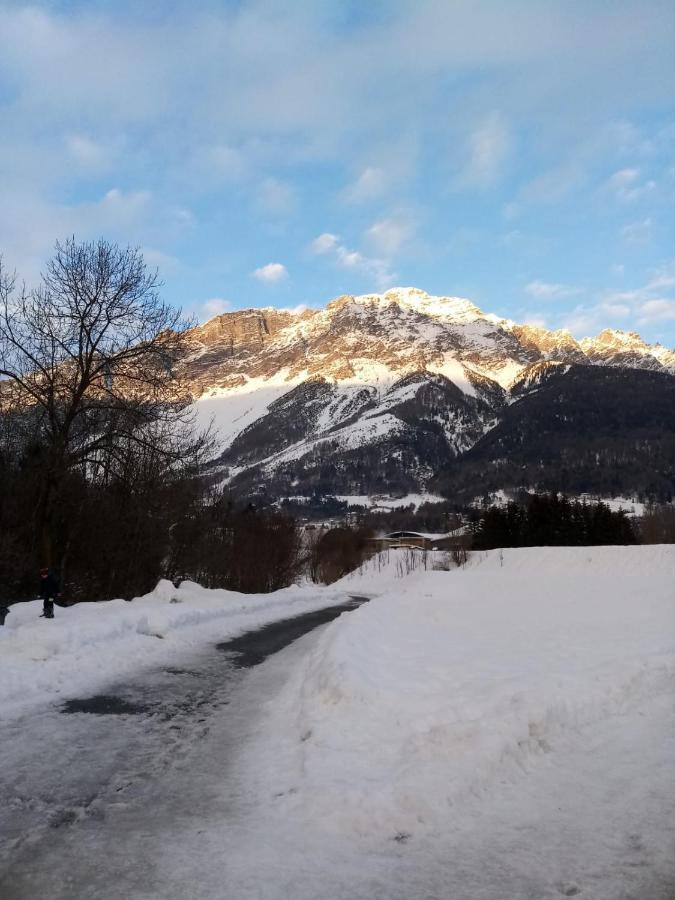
355 502 461 535
0 443 305 604
307 525 373 585
167 493 302 593
0 430 178 602
640 503 675 543
471 494 637 550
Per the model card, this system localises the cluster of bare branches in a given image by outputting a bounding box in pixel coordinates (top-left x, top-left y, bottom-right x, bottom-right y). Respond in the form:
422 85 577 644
307 525 374 584
166 493 303 594
640 503 675 543
0 238 214 573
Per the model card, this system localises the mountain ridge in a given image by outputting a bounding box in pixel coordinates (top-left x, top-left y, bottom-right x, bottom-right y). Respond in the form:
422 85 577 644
184 288 675 397
177 288 675 503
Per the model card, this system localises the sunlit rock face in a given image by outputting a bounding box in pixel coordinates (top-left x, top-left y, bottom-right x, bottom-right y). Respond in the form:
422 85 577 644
181 290 675 399
580 329 675 372
510 325 586 363
173 288 675 498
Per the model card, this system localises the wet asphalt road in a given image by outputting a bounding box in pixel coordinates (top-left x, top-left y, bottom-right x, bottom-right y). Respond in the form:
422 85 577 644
0 598 365 899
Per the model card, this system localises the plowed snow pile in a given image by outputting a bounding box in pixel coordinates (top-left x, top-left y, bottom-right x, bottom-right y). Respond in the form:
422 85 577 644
0 579 354 721
243 546 675 839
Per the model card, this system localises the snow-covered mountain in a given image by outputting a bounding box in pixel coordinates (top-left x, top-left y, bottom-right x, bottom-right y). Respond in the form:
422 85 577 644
178 288 675 498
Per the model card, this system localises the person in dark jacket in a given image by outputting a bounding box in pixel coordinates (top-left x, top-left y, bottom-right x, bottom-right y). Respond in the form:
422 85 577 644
39 568 60 619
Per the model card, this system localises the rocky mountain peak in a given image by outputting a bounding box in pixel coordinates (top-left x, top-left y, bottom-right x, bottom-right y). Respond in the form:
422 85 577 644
190 306 295 349
178 287 675 404
582 329 647 351
511 324 582 357
177 286 675 503
325 288 490 325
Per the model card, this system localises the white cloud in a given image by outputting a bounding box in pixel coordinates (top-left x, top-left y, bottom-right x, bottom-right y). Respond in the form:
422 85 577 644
521 313 548 328
365 217 415 258
100 187 151 220
525 280 581 300
621 217 652 245
255 177 296 217
252 262 288 283
342 167 387 204
141 247 179 272
202 298 232 318
607 167 656 202
278 303 309 315
0 184 196 290
638 299 675 322
561 307 603 337
66 135 109 170
601 302 631 318
458 112 512 189
562 301 630 336
309 232 395 290
520 161 586 205
561 263 675 336
646 269 675 291
204 145 249 182
311 233 340 255
610 168 640 187
1 2 675 309
336 248 366 269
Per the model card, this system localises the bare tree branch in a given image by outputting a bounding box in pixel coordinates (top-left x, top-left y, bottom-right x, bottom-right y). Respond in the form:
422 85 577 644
0 238 214 568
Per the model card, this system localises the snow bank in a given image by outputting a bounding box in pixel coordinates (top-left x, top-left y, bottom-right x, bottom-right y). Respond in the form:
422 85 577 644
248 545 675 838
0 547 433 723
0 579 351 722
337 546 445 595
467 543 675 573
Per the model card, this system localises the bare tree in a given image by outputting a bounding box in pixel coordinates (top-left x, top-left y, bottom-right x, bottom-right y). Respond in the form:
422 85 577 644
0 238 212 572
309 525 374 584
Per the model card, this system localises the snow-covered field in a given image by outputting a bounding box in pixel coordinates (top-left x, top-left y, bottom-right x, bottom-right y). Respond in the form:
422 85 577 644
224 545 675 897
254 545 674 831
2 546 674 898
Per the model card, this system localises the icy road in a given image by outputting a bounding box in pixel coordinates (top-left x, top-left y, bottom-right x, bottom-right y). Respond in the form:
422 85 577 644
0 601 365 899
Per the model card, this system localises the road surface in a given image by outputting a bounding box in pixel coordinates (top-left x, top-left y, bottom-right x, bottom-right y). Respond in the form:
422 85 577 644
0 600 364 899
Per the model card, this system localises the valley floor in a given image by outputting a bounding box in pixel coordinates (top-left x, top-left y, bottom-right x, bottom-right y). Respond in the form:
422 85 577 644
1 546 674 898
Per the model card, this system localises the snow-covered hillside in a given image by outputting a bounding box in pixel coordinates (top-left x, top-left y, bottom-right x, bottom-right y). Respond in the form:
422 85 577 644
180 288 675 499
185 287 675 455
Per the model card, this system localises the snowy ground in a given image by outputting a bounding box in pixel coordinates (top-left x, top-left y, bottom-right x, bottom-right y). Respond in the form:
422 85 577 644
225 545 675 899
1 546 674 898
0 578 355 722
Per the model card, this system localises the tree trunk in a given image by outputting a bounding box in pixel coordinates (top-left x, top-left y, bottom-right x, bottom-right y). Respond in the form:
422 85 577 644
37 455 63 571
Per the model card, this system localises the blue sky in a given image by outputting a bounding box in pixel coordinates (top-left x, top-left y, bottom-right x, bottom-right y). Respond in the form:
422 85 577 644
1 0 675 344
